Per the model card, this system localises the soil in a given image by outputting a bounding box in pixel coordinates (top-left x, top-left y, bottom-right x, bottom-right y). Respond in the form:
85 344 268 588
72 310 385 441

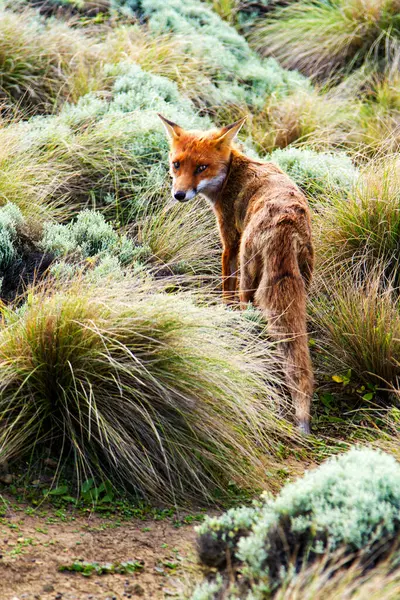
0 498 203 600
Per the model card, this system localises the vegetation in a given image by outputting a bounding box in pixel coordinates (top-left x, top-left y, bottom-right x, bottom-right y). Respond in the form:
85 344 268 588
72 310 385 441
0 0 399 595
194 448 400 597
252 0 400 82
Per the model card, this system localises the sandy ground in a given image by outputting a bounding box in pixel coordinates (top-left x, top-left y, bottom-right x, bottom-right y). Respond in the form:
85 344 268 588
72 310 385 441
0 498 202 600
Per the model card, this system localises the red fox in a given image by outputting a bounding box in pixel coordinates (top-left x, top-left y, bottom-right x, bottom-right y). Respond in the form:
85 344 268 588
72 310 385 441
159 114 314 434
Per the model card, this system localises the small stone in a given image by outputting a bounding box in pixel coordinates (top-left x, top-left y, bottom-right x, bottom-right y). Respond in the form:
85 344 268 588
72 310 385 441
0 474 13 484
132 585 144 597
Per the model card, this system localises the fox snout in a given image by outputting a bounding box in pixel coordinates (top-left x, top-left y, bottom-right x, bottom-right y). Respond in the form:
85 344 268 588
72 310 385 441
174 190 187 201
172 187 197 202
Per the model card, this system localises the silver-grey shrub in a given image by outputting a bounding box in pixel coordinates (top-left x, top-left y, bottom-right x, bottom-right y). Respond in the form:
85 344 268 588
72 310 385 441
269 147 358 201
41 209 136 265
195 447 400 598
0 203 25 271
113 0 309 109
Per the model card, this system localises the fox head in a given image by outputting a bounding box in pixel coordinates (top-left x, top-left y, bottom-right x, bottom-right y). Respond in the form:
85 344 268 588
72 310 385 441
158 114 246 202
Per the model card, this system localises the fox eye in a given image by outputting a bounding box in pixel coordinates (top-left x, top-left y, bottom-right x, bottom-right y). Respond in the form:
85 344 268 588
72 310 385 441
195 165 208 174
172 161 180 169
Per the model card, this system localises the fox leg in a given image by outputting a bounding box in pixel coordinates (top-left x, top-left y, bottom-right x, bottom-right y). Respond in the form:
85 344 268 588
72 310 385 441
222 245 239 304
239 238 258 308
298 243 314 290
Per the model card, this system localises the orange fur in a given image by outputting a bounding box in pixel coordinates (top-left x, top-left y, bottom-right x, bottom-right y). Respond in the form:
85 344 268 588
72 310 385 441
159 115 314 433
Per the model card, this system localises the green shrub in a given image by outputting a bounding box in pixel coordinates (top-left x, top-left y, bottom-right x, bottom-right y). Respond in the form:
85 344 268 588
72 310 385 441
41 210 136 265
269 147 358 200
114 0 309 109
195 447 400 597
0 276 293 503
253 0 400 82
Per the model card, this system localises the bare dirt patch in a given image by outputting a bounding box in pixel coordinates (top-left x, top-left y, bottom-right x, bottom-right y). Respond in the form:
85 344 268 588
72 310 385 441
0 498 202 600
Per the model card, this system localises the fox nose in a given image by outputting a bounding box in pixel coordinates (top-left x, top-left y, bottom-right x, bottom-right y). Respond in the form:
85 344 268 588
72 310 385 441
174 191 186 201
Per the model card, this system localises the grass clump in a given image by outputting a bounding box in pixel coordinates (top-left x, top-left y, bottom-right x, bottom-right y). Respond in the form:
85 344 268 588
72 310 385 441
195 447 400 597
253 0 400 82
315 158 400 281
252 87 361 153
0 276 291 504
310 272 400 391
0 6 98 116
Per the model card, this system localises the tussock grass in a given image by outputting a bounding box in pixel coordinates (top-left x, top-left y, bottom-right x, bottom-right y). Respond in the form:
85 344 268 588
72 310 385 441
0 7 100 116
253 0 400 82
252 88 360 153
315 157 400 281
355 72 400 155
0 276 295 503
274 547 400 600
136 199 220 276
310 271 400 388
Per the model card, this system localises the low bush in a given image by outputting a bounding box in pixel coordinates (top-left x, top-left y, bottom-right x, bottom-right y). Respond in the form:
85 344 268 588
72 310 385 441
0 276 293 503
269 147 358 200
194 447 400 597
114 0 309 110
0 63 207 224
0 203 25 271
41 209 136 265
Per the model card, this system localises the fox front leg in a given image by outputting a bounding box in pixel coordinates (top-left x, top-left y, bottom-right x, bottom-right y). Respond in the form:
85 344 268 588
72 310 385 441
222 246 239 304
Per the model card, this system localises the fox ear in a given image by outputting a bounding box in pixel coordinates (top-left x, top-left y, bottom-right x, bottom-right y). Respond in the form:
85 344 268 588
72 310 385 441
214 117 247 146
158 114 184 141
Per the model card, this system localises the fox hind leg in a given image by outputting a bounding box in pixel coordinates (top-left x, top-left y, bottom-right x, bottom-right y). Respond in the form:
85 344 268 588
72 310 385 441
239 238 260 308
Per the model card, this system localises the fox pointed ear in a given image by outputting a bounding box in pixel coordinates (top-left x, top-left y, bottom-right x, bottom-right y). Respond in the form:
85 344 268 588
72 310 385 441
158 114 184 141
214 116 247 146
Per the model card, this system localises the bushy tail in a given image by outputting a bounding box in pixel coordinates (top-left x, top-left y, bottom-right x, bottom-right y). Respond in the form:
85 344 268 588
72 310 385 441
254 232 313 433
